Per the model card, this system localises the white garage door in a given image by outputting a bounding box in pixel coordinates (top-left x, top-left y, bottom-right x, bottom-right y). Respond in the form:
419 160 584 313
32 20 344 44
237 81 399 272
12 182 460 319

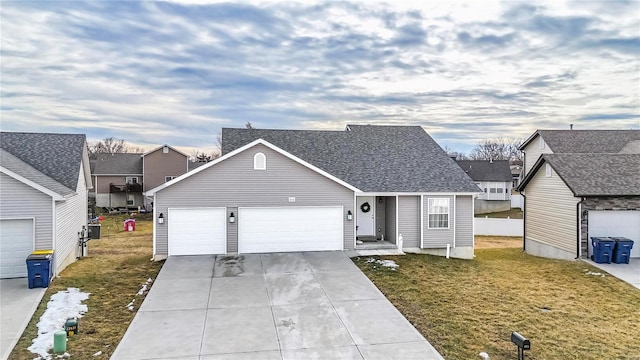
168 208 226 256
238 207 343 253
0 219 34 278
588 211 640 258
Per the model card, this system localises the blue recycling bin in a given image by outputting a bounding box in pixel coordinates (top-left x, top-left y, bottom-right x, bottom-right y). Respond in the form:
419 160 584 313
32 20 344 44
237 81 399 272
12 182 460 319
611 237 634 264
591 237 615 264
26 253 53 288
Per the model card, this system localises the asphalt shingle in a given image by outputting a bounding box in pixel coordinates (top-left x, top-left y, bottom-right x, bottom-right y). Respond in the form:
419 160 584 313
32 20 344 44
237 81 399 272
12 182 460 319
93 153 143 175
523 130 640 153
455 160 512 182
222 125 480 193
0 132 86 191
543 153 640 196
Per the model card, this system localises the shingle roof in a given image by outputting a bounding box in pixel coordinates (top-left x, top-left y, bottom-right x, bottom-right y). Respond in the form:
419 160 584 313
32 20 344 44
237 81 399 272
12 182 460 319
522 153 640 196
0 149 74 196
520 130 640 153
222 125 480 193
455 160 512 182
93 153 143 175
0 132 86 191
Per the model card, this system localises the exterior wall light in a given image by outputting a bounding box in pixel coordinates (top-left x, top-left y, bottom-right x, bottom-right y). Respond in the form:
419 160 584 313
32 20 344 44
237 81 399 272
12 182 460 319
158 213 164 224
347 210 353 221
229 212 235 223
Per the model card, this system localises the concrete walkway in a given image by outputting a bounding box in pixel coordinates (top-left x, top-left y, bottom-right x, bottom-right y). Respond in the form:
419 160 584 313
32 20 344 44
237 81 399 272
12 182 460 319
583 258 640 289
0 278 46 360
112 251 443 360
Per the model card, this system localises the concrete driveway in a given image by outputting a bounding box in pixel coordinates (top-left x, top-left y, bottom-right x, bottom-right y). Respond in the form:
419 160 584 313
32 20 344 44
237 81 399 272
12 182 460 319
112 251 443 360
584 258 640 289
0 278 46 360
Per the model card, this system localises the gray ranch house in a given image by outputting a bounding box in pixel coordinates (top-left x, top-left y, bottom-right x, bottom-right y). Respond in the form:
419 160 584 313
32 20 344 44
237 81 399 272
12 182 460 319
518 130 640 260
146 125 480 260
0 132 92 279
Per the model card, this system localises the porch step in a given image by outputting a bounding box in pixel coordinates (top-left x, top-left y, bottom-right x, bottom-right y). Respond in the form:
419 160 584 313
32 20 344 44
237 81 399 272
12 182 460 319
356 236 378 242
356 241 397 250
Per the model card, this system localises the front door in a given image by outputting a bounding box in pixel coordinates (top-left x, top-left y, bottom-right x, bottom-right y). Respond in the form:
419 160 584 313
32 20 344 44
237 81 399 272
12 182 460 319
357 196 375 236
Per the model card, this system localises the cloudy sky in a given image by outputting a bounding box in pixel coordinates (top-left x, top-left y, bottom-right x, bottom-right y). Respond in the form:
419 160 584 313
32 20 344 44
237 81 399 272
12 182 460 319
1 0 639 155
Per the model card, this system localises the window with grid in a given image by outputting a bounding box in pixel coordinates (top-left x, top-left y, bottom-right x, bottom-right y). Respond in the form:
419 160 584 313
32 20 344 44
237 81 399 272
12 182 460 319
428 198 450 229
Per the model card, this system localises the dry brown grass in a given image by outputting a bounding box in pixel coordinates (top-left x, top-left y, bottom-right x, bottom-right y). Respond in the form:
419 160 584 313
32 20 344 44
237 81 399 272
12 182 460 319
475 235 522 249
355 248 640 360
9 214 163 359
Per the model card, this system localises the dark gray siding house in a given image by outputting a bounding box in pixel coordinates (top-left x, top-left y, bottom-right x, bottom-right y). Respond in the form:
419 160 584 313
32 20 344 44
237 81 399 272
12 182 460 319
146 125 481 260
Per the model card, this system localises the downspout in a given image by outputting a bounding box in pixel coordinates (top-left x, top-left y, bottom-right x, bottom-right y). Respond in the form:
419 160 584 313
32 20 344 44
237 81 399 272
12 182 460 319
521 192 526 252
576 197 585 259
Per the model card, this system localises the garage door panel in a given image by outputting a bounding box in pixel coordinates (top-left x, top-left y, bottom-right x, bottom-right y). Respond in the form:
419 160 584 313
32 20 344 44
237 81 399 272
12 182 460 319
0 219 34 278
588 211 640 258
168 208 226 256
239 207 343 253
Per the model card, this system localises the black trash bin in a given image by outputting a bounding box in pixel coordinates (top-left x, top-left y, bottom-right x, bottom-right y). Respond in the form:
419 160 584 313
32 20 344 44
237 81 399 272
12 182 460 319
591 237 615 264
88 224 101 239
611 237 634 264
26 253 53 288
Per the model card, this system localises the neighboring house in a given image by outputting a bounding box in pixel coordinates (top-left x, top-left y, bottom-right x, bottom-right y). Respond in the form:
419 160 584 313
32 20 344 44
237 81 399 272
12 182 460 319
145 125 481 260
456 160 512 214
510 164 522 188
518 130 640 260
91 145 190 209
0 132 92 279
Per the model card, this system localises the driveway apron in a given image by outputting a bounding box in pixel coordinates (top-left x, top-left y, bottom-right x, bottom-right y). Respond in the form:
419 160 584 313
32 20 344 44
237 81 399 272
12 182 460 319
0 278 46 360
111 251 443 360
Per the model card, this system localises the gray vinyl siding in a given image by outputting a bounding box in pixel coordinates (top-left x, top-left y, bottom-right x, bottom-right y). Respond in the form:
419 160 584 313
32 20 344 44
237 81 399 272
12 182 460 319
398 196 420 248
54 162 88 273
227 207 238 253
454 195 474 247
423 195 455 248
385 197 396 243
524 166 579 253
0 173 53 250
155 144 355 255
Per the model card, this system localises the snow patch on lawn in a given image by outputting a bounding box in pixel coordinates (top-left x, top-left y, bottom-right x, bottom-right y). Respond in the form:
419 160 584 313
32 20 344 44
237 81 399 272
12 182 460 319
584 269 605 277
125 278 153 311
29 288 90 359
366 258 399 269
479 352 490 359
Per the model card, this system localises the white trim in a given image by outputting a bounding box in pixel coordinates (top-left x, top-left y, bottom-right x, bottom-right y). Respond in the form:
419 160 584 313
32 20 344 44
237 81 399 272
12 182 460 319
152 193 157 257
426 197 451 230
145 139 362 196
420 195 424 248
126 176 139 184
0 166 65 200
81 145 93 190
578 202 582 258
51 199 57 277
472 195 476 251
353 192 357 250
545 164 552 177
358 191 481 196
253 152 266 170
453 194 457 248
395 195 399 249
94 173 144 176
141 144 190 158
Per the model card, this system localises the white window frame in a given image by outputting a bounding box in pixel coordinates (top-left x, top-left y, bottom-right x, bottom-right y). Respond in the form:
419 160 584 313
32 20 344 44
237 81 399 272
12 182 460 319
165 176 177 182
126 176 139 184
545 164 552 177
254 152 266 170
427 198 450 229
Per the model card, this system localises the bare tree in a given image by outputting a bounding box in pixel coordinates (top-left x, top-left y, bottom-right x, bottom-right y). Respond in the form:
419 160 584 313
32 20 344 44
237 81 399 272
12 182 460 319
245 122 255 129
469 137 523 162
442 145 467 160
189 149 220 163
88 137 128 159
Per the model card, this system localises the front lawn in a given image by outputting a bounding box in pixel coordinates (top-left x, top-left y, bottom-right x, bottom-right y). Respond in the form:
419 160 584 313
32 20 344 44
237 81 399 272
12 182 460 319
355 247 640 360
9 214 162 359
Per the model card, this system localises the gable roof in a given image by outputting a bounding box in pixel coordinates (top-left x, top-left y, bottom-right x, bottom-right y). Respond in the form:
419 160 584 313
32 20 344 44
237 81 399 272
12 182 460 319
222 125 480 193
520 130 640 153
0 132 87 192
142 144 189 158
0 149 72 198
518 153 640 196
455 160 512 182
93 153 143 175
146 139 361 196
